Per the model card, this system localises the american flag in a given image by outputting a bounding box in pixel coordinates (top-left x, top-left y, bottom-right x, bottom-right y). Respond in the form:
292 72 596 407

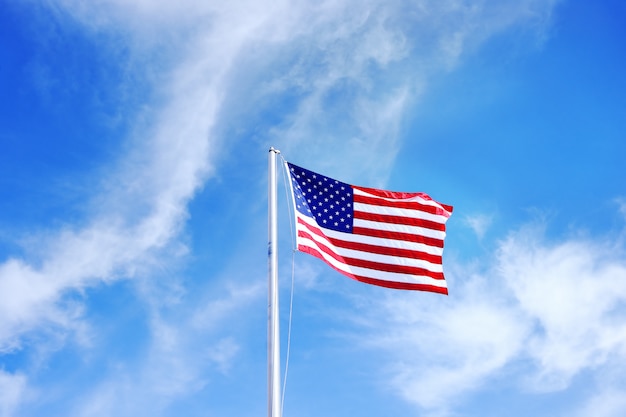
286 162 453 295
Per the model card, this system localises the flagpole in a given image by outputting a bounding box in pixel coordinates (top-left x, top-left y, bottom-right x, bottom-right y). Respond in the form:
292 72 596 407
268 147 282 417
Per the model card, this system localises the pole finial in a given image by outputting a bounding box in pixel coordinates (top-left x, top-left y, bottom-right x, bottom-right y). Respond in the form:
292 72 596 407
269 147 281 154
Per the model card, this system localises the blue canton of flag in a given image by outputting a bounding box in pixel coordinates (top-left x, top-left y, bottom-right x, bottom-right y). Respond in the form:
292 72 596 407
289 165 354 233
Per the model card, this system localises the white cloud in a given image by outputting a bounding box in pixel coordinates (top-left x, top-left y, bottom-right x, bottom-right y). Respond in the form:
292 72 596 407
464 213 494 239
616 198 626 221
1 0 565 414
1 0 559 347
0 371 27 417
359 220 626 415
69 277 261 417
575 387 626 417
362 272 529 414
499 225 626 391
0 0 228 350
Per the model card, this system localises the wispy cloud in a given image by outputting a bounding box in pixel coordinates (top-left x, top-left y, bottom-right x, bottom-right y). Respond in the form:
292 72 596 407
1 0 565 414
357 218 626 415
0 371 26 417
3 0 558 343
464 213 494 239
574 387 626 417
499 224 626 391
67 276 262 417
617 198 626 221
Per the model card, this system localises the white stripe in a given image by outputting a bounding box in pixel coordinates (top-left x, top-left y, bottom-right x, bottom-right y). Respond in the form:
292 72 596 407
353 218 447 240
297 213 444 256
297 229 444 272
297 237 446 288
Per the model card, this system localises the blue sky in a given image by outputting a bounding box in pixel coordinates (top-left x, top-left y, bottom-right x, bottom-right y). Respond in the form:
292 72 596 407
1 0 626 416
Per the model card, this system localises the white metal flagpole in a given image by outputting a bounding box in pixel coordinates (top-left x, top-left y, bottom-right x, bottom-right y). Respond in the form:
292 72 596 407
268 147 282 417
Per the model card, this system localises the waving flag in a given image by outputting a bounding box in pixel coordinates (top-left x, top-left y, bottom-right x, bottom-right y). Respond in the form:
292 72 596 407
286 162 453 295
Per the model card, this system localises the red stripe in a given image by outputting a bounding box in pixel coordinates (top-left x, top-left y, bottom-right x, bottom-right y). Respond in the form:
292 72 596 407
297 218 442 264
298 245 448 295
354 194 451 217
355 210 447 231
353 186 454 214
